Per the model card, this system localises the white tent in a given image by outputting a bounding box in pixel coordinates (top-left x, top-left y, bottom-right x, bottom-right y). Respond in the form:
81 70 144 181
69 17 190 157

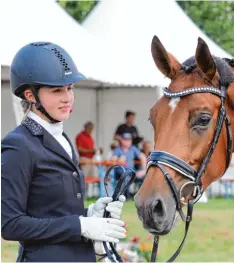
0 0 109 82
83 0 231 87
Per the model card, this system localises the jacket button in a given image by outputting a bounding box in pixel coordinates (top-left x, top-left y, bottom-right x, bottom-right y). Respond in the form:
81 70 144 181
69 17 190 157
73 171 78 177
77 193 82 199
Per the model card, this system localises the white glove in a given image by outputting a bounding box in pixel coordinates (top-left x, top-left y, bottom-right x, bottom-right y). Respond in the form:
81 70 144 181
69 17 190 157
79 216 126 243
88 195 126 219
106 195 126 219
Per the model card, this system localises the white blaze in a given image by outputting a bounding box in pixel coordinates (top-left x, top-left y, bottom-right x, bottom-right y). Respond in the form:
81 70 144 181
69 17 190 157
169 97 180 112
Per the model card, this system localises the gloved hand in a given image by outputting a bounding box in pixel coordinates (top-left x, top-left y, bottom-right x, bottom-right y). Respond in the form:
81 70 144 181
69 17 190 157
79 216 126 243
88 195 126 219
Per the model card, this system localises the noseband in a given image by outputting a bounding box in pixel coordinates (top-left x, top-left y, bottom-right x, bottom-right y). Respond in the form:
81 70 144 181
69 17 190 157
147 85 233 262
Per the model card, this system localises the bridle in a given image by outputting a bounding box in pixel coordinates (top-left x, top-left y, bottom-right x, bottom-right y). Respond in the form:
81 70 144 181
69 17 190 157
147 84 233 262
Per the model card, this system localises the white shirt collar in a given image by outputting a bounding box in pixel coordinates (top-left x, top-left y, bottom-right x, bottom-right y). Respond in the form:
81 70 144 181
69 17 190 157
28 111 63 137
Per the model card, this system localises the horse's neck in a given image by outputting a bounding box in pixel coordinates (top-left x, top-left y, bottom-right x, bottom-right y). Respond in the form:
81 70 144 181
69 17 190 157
229 112 234 152
227 83 234 152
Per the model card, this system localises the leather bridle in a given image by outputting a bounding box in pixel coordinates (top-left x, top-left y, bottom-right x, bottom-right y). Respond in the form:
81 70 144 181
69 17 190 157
147 84 233 262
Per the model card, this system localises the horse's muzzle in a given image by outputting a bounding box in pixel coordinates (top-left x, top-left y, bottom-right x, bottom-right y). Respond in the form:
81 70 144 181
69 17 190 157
134 193 176 235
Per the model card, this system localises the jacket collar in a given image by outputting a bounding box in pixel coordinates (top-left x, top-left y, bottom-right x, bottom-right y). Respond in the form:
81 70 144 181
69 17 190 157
22 117 79 170
22 117 43 136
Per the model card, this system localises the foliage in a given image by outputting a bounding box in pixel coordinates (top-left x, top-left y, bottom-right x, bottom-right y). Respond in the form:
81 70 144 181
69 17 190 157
177 1 234 55
58 1 97 22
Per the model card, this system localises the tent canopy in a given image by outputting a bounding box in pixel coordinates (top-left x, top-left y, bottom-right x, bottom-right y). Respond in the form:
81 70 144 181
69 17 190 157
0 1 109 82
83 0 231 87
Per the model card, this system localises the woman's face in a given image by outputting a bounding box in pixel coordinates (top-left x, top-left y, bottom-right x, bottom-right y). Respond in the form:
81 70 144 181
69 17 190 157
37 84 74 122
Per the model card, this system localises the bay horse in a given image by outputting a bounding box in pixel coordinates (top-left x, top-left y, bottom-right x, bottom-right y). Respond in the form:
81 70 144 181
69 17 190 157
134 36 234 261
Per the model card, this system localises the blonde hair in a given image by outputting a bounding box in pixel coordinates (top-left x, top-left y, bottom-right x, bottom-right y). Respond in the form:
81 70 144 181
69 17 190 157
20 99 32 120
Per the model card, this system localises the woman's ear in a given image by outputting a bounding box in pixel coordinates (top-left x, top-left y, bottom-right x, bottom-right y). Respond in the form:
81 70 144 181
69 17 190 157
24 89 36 103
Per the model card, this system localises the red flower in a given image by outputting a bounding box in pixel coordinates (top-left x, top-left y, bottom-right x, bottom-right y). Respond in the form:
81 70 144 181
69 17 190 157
131 236 140 243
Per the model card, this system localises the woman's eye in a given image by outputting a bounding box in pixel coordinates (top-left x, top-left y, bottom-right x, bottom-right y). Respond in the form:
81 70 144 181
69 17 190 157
52 89 61 93
68 86 74 91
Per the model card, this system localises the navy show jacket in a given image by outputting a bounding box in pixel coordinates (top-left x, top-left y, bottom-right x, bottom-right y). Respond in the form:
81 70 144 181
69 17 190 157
1 117 96 262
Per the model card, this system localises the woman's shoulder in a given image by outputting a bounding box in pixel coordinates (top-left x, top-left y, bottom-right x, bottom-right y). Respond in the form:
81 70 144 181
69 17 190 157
2 124 31 147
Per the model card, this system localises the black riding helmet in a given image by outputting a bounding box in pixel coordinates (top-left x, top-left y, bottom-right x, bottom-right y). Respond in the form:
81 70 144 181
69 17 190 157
10 41 86 123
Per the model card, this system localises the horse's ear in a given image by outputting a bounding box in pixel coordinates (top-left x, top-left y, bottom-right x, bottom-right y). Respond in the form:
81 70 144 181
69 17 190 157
195 37 216 81
151 36 181 79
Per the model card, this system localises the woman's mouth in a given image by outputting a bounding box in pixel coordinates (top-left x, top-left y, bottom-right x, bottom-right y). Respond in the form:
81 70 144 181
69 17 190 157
59 106 70 112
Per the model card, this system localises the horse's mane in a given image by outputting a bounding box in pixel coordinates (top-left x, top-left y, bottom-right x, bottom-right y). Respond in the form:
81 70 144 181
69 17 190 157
182 56 234 87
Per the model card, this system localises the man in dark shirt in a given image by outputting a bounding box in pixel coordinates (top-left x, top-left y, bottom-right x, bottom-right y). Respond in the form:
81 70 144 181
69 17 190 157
114 111 143 147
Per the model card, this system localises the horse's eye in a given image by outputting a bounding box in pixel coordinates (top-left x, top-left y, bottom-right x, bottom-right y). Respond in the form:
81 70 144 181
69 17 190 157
198 115 211 126
193 114 211 129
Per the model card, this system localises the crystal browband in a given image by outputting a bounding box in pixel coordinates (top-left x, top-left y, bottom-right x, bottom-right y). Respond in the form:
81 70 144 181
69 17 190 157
163 86 221 98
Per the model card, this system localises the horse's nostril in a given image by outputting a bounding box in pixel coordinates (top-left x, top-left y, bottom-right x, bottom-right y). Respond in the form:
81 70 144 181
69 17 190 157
152 200 164 218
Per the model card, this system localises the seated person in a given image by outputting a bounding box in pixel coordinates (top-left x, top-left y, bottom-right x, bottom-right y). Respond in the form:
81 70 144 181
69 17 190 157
111 133 146 197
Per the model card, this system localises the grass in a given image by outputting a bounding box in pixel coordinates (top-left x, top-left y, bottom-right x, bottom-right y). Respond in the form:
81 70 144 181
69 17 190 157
1 198 234 262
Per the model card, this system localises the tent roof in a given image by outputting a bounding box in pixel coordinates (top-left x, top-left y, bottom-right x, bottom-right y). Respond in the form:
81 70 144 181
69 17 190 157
0 1 109 82
83 0 231 87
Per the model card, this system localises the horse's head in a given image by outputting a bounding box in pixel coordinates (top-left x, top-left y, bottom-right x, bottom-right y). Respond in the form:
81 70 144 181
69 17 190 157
134 36 234 235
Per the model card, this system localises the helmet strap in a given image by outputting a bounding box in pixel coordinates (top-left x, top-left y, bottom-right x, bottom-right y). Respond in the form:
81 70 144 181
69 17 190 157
31 86 60 124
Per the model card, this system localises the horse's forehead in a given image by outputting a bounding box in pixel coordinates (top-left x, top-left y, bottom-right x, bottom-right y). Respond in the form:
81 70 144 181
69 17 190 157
169 73 204 91
169 98 181 112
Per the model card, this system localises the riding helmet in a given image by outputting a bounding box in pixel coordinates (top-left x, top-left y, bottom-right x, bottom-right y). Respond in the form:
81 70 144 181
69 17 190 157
10 41 86 98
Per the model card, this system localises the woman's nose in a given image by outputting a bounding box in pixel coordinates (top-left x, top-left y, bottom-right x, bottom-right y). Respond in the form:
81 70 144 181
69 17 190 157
61 89 73 102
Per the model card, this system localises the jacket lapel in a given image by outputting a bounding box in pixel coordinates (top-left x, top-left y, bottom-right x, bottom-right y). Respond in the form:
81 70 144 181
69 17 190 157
22 117 79 172
63 132 79 167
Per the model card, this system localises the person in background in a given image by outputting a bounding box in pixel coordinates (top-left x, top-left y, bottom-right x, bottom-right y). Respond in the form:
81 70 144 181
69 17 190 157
114 111 143 148
75 121 102 177
106 140 119 160
141 140 152 158
111 133 146 198
76 122 103 197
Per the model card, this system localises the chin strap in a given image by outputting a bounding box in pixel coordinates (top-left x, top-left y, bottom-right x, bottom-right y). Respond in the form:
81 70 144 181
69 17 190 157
31 86 60 123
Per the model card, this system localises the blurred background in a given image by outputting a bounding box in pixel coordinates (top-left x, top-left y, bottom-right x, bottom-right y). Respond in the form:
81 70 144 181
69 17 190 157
1 0 234 262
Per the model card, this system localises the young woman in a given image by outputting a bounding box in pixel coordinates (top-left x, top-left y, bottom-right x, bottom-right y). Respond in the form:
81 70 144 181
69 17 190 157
1 42 126 262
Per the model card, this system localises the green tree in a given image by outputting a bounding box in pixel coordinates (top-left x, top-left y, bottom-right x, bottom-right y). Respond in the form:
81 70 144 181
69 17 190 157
58 1 97 23
177 1 234 56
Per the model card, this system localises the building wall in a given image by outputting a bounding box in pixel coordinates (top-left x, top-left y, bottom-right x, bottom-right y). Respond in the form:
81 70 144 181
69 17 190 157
1 82 17 138
64 87 97 151
97 87 160 156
